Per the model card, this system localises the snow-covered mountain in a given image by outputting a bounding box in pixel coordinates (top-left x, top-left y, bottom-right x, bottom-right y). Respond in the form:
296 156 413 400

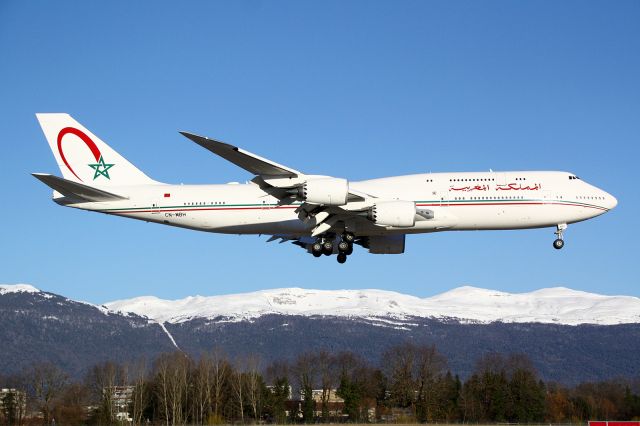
0 283 41 295
3 283 637 326
3 283 640 383
104 286 640 326
0 283 176 377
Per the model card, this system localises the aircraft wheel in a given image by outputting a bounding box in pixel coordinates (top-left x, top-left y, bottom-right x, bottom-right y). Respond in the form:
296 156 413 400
343 232 355 243
322 240 334 256
312 242 323 256
337 253 347 264
553 239 564 250
312 251 322 258
338 241 350 253
345 244 353 255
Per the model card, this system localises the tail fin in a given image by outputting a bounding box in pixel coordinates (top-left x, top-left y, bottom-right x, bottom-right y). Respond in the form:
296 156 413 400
36 113 158 186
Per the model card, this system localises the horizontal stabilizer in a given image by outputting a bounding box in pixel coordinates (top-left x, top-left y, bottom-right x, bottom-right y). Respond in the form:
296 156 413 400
32 173 128 202
179 132 301 177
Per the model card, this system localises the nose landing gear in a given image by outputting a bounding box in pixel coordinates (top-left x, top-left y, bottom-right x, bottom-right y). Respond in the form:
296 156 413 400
553 223 567 250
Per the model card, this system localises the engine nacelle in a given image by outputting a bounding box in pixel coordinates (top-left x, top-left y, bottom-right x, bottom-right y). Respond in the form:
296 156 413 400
369 200 416 227
300 178 349 206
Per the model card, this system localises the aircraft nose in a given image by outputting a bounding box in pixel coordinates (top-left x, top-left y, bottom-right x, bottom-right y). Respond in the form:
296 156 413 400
606 192 618 210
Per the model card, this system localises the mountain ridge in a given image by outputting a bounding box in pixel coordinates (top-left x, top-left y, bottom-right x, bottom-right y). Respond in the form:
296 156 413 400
1 283 639 383
4 283 639 326
102 285 640 326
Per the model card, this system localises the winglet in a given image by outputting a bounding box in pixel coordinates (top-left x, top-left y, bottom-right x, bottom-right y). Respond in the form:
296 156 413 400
179 131 301 177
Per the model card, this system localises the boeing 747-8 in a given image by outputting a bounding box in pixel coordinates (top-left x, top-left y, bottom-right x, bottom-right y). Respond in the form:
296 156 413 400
33 114 617 263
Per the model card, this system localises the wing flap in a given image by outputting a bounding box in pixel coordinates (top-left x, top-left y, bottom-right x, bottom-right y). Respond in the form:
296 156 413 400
32 173 128 202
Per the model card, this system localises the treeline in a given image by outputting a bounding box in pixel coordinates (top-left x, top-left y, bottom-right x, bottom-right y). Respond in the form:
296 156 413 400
1 343 640 425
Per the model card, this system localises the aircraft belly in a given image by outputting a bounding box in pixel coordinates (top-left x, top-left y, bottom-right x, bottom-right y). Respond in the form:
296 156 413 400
448 203 597 230
200 207 307 234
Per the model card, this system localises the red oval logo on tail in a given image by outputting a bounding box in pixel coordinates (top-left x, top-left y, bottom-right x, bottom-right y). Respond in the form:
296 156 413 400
57 127 102 181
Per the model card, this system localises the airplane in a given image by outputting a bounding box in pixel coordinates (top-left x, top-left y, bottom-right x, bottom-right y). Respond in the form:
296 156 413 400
33 113 618 264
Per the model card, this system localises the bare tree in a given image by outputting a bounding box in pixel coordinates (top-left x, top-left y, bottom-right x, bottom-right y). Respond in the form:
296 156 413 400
191 354 214 425
154 355 171 426
414 344 447 421
53 382 90 425
1 387 27 426
316 351 336 422
265 359 290 385
28 362 68 425
87 361 128 423
130 358 148 426
86 360 126 424
1 372 28 426
153 352 190 426
210 348 229 421
265 359 291 423
231 365 245 423
475 352 507 375
167 353 190 425
245 354 262 422
382 343 417 408
294 352 317 423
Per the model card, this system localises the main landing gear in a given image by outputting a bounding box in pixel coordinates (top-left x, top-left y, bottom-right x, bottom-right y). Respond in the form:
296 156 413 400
553 223 567 250
311 232 355 263
311 242 323 257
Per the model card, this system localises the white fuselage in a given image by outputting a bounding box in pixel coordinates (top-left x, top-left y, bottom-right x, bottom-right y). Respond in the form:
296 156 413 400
63 171 617 237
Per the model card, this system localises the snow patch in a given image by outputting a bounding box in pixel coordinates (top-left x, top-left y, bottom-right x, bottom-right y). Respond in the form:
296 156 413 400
0 284 40 295
104 287 640 326
156 321 180 350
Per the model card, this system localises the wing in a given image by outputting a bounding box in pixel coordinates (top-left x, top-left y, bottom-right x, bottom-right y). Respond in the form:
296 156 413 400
179 132 301 177
180 131 385 236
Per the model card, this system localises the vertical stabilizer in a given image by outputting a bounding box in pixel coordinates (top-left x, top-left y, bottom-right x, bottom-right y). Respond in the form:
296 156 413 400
36 113 158 186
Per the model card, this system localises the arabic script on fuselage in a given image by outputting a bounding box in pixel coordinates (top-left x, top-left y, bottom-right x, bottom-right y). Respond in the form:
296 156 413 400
449 183 542 192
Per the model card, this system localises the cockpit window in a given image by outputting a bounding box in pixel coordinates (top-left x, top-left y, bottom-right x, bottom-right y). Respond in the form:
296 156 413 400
569 175 580 180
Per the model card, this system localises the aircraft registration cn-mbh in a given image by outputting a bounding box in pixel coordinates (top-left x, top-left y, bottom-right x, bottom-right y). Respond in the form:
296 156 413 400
33 113 618 264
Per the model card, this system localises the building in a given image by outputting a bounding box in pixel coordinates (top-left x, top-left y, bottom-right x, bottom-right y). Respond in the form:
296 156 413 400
104 385 134 422
310 389 344 404
0 388 27 423
303 389 346 418
266 384 292 400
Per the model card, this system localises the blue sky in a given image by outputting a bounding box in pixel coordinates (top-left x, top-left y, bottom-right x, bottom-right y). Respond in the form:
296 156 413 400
1 1 638 303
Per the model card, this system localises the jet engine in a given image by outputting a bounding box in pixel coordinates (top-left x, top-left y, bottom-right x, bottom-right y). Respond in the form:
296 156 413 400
368 200 416 227
299 178 349 206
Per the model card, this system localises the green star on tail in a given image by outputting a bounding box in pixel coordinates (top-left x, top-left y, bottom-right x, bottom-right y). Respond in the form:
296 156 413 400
88 155 115 180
